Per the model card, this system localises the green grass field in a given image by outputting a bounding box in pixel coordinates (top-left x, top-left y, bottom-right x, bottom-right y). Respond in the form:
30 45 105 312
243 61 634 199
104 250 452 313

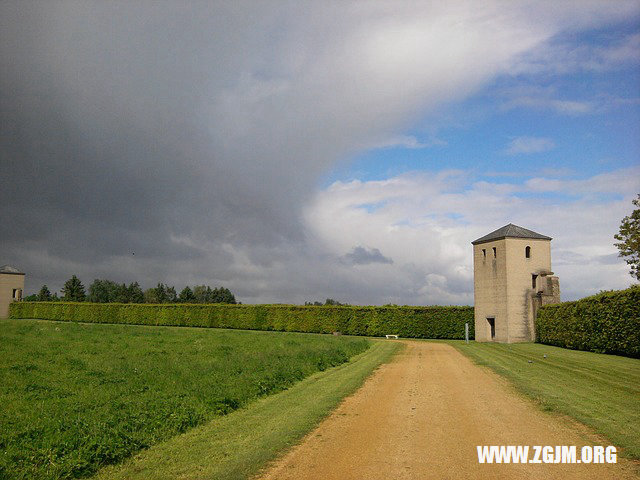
450 341 640 459
0 319 371 480
94 340 400 480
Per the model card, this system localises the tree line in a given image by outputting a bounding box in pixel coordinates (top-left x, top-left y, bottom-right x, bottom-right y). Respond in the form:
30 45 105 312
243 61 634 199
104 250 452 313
304 298 348 306
24 276 237 304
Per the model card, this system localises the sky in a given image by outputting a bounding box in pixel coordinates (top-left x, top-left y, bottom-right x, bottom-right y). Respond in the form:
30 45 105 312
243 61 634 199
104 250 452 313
1 1 639 305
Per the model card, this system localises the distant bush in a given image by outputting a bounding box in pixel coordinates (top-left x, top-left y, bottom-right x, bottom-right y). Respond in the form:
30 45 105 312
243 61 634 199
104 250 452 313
536 285 640 358
9 302 474 339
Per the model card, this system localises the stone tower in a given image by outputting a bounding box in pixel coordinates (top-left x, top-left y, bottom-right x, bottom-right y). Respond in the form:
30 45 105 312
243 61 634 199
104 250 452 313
472 224 560 343
0 265 25 319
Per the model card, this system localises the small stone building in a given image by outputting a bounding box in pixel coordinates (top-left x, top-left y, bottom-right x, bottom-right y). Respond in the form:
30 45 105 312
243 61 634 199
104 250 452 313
0 265 25 319
472 224 560 343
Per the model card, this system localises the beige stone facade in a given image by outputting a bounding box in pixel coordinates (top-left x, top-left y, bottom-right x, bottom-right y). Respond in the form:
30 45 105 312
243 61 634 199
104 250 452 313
0 265 25 319
473 225 560 343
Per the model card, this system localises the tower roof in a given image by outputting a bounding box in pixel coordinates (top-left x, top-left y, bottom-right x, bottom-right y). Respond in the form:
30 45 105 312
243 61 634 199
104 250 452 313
472 224 552 245
0 265 24 275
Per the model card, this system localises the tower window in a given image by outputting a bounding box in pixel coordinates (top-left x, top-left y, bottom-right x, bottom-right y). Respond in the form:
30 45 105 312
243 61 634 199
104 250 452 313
482 249 486 259
525 246 531 258
532 274 538 289
492 247 496 258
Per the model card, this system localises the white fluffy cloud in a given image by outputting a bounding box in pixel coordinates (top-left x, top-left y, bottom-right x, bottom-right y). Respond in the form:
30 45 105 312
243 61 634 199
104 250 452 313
301 167 639 304
505 136 556 155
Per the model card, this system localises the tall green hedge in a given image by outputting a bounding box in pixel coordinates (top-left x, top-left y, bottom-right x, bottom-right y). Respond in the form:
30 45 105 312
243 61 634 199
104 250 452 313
536 285 640 358
8 302 474 339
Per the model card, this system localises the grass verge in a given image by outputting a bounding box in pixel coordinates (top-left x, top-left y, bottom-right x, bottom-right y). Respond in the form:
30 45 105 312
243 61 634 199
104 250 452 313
93 340 401 480
0 319 371 479
449 341 640 459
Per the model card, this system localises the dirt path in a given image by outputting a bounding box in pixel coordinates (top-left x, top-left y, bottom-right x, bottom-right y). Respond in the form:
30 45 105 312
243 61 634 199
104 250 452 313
258 341 638 480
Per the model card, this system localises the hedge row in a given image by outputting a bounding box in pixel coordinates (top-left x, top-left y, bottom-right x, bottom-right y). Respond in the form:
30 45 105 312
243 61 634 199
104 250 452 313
536 285 640 358
9 302 475 339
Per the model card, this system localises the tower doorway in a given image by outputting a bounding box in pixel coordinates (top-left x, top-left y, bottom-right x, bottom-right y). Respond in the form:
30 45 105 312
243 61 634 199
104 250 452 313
487 317 495 340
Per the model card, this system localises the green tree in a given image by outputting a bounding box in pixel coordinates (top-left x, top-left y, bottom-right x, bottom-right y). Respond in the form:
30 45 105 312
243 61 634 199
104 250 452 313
155 283 168 303
190 285 236 303
305 299 346 306
179 286 195 303
144 283 177 303
62 275 86 302
87 279 140 303
37 285 52 301
192 285 210 303
127 282 144 303
324 298 342 306
614 194 640 281
166 286 177 303
143 288 158 303
113 283 129 303
88 279 119 303
210 287 236 304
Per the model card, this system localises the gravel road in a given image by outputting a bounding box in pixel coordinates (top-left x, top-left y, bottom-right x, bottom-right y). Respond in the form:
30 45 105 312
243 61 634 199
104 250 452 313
258 341 638 480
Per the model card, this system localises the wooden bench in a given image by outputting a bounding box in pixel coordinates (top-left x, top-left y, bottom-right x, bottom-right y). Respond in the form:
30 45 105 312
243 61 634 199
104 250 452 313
385 334 399 339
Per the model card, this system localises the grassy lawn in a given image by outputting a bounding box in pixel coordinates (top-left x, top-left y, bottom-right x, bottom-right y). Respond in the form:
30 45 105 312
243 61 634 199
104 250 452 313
0 319 371 480
94 339 401 480
450 341 640 459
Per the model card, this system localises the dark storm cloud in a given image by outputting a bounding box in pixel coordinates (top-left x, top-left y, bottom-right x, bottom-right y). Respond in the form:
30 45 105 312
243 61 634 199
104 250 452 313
1 2 318 292
343 246 393 265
